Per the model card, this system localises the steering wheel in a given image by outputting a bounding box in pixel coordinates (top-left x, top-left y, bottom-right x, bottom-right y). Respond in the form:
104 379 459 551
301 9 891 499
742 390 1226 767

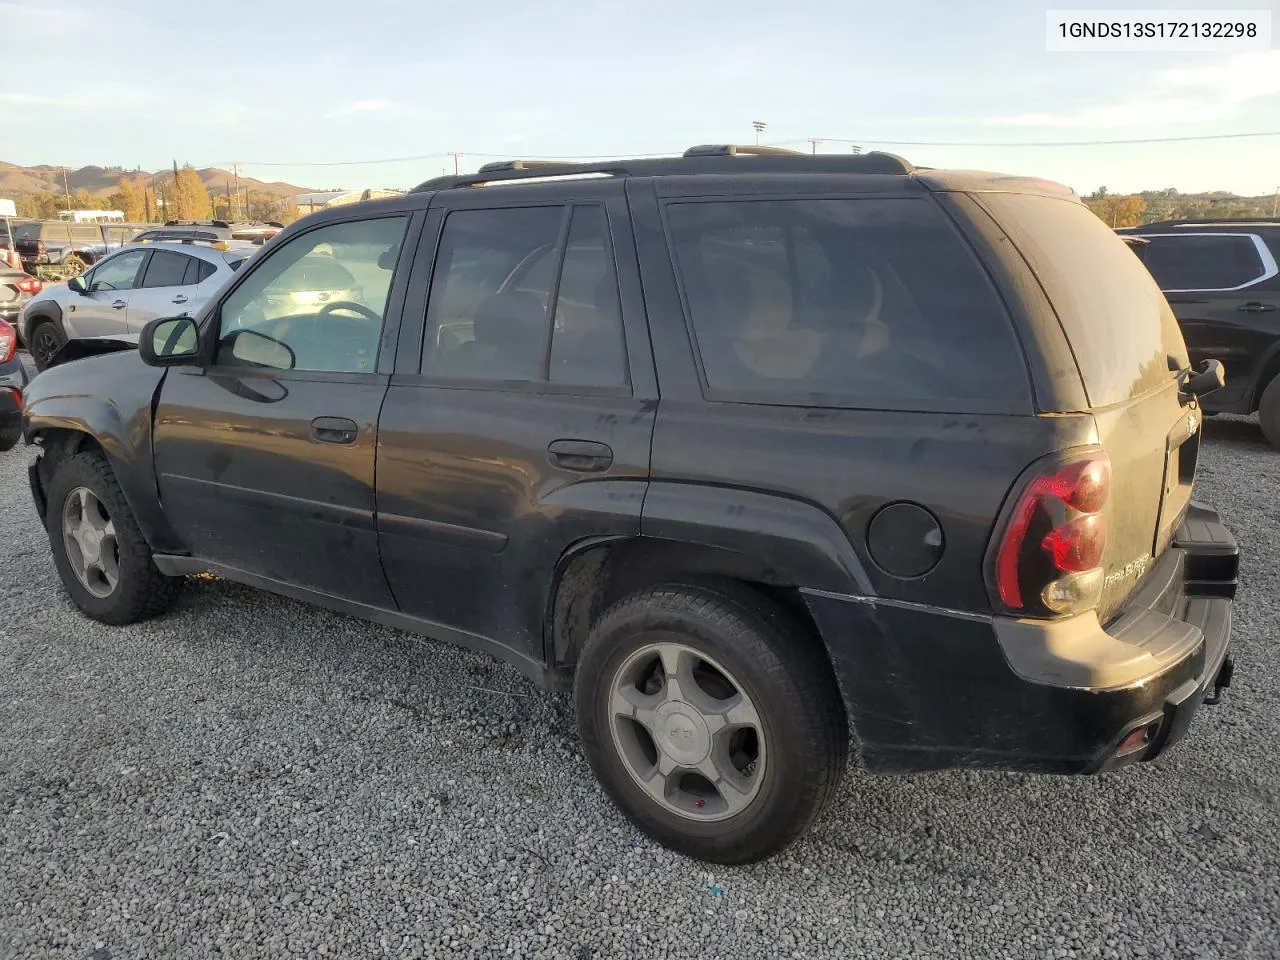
318 300 380 322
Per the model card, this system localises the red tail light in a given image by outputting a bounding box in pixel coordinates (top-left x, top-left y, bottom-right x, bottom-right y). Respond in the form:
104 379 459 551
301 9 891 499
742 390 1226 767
0 320 15 364
36 240 46 253
14 275 42 295
993 450 1112 617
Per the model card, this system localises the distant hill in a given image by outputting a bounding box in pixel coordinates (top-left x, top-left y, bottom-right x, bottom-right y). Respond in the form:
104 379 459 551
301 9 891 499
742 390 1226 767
0 162 315 200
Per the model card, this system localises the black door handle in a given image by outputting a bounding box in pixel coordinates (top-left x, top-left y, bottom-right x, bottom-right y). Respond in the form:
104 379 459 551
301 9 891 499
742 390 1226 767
1237 302 1276 313
548 439 613 473
311 416 358 444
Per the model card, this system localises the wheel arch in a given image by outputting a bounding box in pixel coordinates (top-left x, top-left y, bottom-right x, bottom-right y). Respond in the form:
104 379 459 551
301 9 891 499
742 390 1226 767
1249 343 1280 411
26 408 186 554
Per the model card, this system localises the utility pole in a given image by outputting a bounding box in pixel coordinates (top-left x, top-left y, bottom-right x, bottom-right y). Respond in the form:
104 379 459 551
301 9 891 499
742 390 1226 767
808 138 821 154
850 144 862 155
450 152 461 175
61 167 71 210
752 121 766 145
1273 185 1278 218
232 163 241 219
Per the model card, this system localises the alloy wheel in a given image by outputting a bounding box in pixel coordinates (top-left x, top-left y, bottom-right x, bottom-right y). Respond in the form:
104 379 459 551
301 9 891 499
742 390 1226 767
608 639 766 822
61 486 120 598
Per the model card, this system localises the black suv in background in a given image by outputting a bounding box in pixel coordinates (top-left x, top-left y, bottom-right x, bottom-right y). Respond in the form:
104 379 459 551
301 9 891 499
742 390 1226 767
22 147 1238 864
1118 219 1280 445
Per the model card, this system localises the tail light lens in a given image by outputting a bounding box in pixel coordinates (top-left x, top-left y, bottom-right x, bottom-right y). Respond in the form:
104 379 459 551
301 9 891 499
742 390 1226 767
0 320 15 364
37 240 46 253
993 449 1112 618
15 275 42 295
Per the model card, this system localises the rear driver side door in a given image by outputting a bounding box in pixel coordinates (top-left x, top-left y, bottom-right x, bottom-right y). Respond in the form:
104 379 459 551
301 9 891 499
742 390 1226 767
127 249 205 330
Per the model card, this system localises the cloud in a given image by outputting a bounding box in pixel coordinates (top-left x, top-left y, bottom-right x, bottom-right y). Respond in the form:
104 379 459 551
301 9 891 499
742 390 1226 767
982 50 1280 129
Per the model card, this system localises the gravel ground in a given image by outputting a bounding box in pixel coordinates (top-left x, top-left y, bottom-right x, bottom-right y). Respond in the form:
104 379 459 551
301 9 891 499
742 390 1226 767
1 382 1277 960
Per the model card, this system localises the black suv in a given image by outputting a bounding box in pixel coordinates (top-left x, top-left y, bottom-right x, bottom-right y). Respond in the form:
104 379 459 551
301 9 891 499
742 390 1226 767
1118 219 1280 445
21 146 1238 864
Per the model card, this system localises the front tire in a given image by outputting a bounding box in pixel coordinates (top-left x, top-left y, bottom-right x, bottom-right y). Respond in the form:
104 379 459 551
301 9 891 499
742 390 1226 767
1259 376 1280 449
44 450 183 624
29 320 66 372
575 583 848 864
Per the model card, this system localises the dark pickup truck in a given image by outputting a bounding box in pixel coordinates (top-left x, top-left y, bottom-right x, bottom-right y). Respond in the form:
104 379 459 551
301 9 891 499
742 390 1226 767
16 221 144 278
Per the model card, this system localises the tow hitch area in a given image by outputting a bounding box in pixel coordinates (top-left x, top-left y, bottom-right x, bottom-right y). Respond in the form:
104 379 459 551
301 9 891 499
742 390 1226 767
1204 656 1234 706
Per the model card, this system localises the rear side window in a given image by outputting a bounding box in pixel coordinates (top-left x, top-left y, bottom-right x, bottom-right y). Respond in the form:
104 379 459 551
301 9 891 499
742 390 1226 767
1135 234 1272 291
664 198 1027 409
979 193 1187 408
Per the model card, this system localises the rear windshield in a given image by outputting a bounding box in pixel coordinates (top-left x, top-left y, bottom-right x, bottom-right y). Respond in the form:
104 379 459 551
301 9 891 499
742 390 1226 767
664 197 1029 411
978 193 1187 408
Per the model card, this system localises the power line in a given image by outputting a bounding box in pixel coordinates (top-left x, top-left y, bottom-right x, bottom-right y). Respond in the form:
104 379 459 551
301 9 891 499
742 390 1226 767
218 129 1280 170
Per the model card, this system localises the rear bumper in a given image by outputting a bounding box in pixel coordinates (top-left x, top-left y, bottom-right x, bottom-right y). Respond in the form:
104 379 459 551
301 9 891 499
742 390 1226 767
803 502 1237 775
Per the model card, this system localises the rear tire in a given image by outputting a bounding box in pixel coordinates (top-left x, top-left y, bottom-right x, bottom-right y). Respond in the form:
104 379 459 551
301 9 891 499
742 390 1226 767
44 450 183 624
0 424 19 452
61 254 87 277
575 583 848 865
29 319 65 372
1259 376 1280 449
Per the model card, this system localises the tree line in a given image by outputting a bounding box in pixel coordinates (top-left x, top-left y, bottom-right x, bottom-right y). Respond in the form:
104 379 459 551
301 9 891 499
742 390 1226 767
6 163 299 224
1083 186 1278 228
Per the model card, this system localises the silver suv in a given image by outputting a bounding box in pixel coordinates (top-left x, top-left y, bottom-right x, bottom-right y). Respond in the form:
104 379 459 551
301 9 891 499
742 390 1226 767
19 241 250 370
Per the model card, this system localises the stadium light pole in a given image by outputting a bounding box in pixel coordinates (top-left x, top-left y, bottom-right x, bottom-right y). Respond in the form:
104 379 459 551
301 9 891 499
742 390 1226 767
752 121 766 145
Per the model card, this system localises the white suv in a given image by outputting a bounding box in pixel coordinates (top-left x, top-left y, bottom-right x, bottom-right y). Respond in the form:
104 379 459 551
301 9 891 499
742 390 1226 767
19 242 251 370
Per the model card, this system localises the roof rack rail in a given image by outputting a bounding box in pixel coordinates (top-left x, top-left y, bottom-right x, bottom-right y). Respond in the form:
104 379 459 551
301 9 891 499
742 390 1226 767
164 219 231 228
477 159 578 174
682 144 804 157
411 147 916 192
413 161 633 192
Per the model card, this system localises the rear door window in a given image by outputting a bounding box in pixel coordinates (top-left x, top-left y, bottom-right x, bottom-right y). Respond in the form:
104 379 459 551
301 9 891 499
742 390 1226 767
664 197 1028 410
141 250 192 288
978 193 1188 408
422 204 629 390
1133 234 1272 291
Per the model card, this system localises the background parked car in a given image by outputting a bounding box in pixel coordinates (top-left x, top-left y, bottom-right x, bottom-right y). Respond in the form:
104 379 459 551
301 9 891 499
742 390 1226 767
14 220 144 278
0 317 26 451
20 241 249 370
1118 218 1280 446
0 266 42 331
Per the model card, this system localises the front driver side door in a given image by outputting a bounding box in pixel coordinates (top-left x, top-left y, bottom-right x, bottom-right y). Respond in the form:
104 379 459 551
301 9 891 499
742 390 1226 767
150 210 422 606
65 249 149 339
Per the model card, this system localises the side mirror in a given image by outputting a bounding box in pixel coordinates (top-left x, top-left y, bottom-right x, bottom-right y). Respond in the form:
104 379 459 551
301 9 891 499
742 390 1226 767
68 276 88 295
226 329 296 370
139 315 201 366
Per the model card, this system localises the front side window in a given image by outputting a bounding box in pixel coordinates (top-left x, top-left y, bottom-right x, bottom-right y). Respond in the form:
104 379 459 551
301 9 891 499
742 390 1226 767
422 204 627 388
88 250 148 292
1137 234 1270 291
665 197 1026 407
216 216 407 373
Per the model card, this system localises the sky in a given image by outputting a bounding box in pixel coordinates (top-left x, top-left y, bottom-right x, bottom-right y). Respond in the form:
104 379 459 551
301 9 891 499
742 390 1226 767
1 0 1278 197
